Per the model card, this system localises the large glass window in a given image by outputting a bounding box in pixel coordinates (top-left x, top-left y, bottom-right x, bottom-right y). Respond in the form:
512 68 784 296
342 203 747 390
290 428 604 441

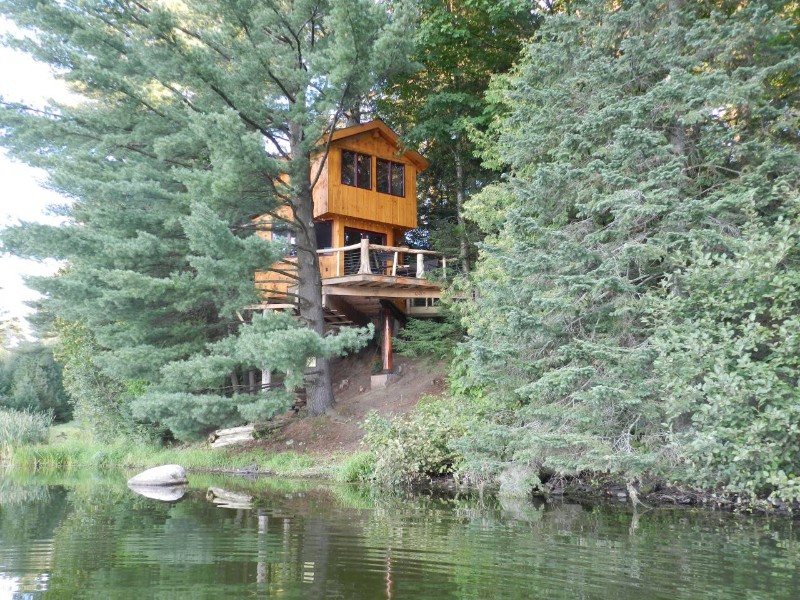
341 150 372 190
376 159 405 197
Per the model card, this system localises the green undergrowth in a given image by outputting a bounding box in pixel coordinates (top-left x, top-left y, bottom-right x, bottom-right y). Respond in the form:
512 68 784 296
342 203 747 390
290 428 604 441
5 437 337 478
0 408 53 452
334 451 377 483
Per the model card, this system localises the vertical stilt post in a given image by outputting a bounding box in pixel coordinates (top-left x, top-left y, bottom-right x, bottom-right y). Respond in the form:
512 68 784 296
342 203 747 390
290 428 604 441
416 253 424 278
382 307 393 373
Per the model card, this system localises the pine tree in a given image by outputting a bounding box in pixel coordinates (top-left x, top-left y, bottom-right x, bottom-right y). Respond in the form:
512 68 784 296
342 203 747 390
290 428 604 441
1 0 404 437
459 0 800 495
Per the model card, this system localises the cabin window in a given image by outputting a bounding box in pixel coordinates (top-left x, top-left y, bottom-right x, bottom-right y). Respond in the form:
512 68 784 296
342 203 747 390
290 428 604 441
341 150 372 190
272 222 296 256
376 159 405 197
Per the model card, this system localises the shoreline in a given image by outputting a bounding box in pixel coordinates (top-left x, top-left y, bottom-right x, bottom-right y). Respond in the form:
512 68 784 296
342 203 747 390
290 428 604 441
5 440 798 518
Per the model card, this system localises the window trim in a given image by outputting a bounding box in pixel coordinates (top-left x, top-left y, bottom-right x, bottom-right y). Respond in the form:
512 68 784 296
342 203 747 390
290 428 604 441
376 158 405 197
341 149 372 190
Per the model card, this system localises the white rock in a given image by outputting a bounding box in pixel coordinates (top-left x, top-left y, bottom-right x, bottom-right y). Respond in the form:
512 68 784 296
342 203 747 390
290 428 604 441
127 464 188 486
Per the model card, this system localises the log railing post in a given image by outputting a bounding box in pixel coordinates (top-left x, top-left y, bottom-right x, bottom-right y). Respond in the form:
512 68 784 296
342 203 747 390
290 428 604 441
359 238 371 274
416 253 424 278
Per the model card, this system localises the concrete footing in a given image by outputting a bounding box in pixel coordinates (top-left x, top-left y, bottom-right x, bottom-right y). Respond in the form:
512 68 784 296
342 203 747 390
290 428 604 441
370 372 399 389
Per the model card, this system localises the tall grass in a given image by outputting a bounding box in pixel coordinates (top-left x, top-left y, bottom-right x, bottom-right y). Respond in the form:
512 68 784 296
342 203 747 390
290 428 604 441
0 408 53 452
8 437 330 477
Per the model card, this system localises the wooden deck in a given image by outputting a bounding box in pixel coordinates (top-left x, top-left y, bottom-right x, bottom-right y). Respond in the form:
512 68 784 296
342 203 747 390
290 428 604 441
259 239 448 317
319 273 443 298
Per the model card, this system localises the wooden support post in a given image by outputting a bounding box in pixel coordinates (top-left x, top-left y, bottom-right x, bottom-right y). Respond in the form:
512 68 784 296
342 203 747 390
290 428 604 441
382 307 393 373
442 256 447 279
391 251 398 276
416 253 424 278
336 250 341 276
261 309 272 391
261 368 272 390
359 238 371 274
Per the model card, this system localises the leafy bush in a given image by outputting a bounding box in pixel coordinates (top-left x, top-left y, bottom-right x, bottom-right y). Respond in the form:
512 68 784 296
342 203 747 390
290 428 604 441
653 217 800 502
363 395 467 484
0 408 53 451
54 320 153 444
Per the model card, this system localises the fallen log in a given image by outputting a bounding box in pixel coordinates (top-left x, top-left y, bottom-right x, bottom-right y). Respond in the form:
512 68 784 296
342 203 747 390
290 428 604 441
209 424 254 448
208 420 289 448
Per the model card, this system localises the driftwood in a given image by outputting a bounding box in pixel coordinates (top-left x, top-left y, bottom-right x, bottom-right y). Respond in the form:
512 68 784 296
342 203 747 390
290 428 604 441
208 421 289 448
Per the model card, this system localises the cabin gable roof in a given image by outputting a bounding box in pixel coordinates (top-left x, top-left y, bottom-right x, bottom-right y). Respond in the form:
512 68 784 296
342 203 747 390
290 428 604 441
325 120 429 172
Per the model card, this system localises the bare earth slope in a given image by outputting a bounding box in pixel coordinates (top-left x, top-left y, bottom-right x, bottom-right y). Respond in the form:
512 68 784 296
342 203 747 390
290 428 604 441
255 353 447 455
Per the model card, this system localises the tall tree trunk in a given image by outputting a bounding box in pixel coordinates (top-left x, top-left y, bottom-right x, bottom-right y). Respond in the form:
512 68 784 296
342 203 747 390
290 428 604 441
452 143 470 274
345 100 361 127
289 124 335 415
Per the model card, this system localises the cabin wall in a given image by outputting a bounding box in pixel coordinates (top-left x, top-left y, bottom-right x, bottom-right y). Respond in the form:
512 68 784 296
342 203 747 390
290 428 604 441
255 258 297 299
317 132 417 229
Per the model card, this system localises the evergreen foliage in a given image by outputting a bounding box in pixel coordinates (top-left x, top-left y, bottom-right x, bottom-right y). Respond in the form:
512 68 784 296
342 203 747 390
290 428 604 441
1 0 401 436
459 0 800 498
394 315 461 360
0 342 71 422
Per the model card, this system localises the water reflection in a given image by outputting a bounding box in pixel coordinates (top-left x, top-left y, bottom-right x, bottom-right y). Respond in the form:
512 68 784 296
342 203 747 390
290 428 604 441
206 486 253 509
0 471 798 599
127 483 187 502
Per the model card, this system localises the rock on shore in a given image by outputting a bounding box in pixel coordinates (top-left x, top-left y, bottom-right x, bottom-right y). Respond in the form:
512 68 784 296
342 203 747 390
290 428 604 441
127 464 188 486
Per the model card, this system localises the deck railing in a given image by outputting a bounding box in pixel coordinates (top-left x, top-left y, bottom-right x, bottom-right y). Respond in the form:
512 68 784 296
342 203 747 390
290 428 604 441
318 238 448 279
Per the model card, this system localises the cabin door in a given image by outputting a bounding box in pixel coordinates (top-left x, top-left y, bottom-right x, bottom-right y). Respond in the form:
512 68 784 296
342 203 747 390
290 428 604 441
343 228 386 275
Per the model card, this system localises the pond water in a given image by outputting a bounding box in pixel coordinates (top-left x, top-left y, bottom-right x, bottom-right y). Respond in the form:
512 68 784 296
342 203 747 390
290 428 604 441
0 471 798 599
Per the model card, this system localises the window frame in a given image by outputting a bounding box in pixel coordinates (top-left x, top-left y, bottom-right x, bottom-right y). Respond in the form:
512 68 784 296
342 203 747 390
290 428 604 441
341 149 372 190
376 158 405 197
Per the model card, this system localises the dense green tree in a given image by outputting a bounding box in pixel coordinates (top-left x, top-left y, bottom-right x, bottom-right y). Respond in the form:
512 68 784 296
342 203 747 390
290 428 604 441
379 0 541 268
0 341 71 422
458 0 800 497
0 0 404 438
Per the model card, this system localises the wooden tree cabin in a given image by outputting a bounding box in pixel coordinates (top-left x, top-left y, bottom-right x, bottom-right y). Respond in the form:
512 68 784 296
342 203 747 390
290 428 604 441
254 120 447 381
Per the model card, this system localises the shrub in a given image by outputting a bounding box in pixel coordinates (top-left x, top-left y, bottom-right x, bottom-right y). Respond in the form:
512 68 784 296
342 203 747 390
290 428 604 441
653 218 800 502
363 395 467 484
